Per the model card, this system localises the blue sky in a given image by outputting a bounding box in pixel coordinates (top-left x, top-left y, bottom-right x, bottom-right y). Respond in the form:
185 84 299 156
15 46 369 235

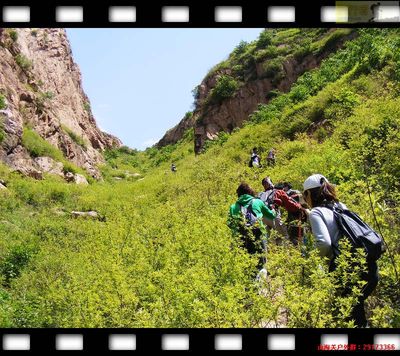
66 29 262 150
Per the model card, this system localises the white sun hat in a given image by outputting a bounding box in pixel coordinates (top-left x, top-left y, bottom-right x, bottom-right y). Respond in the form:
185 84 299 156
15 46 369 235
303 174 329 191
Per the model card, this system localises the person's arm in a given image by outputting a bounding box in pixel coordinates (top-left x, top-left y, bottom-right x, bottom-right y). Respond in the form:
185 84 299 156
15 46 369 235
259 200 276 220
309 210 332 258
275 190 302 212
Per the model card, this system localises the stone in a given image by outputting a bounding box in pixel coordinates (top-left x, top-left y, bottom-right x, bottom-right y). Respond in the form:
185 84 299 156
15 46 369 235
34 156 64 177
16 167 43 180
71 211 99 219
74 174 89 185
71 210 105 221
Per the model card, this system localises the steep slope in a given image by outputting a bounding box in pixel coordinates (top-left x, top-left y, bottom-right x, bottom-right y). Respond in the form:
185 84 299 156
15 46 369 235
0 28 121 179
157 28 356 153
0 29 398 328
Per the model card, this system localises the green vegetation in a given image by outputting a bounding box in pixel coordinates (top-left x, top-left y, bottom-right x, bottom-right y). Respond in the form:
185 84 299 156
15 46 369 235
0 94 6 110
207 75 239 105
21 128 83 176
83 102 91 113
9 30 18 42
62 125 87 150
15 54 32 72
0 28 398 328
22 128 64 161
34 91 54 113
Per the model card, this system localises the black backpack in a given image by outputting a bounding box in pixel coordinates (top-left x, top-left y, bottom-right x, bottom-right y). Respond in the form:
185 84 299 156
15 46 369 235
327 204 385 262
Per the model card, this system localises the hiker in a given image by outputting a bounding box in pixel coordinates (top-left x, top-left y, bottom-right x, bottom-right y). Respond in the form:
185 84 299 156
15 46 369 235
266 148 276 166
276 182 307 243
303 173 379 328
171 163 177 173
228 182 276 277
259 177 306 245
249 147 261 168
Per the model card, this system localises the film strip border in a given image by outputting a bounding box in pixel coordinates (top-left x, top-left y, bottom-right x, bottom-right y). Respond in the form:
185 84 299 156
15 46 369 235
0 329 399 353
0 1 399 27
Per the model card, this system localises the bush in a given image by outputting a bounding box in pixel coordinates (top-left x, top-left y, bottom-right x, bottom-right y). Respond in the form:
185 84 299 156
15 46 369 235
8 30 18 42
83 102 91 113
1 245 35 287
15 54 32 72
22 128 64 160
62 125 87 150
261 57 284 80
256 30 273 48
232 40 249 57
207 75 239 105
0 95 6 110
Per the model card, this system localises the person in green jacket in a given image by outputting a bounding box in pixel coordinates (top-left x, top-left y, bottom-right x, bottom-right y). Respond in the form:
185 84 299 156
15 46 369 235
228 182 276 275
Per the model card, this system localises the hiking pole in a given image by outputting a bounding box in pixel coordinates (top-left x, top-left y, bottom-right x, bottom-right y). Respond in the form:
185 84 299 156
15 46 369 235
363 161 400 285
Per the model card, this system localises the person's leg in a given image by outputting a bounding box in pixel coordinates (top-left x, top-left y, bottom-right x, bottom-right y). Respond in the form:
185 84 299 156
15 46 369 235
352 261 379 327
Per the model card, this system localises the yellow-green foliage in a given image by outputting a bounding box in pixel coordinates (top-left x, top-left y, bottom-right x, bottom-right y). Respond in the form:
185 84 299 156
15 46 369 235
22 128 64 161
61 125 87 150
0 29 398 328
21 127 86 176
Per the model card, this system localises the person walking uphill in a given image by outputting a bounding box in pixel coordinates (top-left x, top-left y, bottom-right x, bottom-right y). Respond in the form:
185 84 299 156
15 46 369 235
249 147 261 168
303 174 379 328
228 182 276 277
258 177 306 245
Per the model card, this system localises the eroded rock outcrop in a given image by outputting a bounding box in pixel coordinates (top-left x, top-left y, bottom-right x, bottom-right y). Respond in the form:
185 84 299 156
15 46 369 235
0 28 121 178
157 29 357 153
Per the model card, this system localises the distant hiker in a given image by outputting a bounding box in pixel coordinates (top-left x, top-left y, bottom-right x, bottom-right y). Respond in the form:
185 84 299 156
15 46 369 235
303 174 379 328
228 182 276 277
266 148 276 166
258 177 306 245
249 147 261 168
171 163 177 173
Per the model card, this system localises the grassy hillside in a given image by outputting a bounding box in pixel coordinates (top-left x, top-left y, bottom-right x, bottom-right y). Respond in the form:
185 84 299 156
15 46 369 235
0 28 399 327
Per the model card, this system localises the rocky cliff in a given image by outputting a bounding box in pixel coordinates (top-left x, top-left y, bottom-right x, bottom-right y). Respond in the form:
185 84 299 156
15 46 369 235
0 28 121 179
157 29 357 153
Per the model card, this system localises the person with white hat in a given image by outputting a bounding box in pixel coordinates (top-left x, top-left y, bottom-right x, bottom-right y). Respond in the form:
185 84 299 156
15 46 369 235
303 174 378 328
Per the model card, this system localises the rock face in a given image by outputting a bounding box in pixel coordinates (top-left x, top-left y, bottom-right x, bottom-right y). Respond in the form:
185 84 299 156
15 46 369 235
0 28 121 178
157 30 357 153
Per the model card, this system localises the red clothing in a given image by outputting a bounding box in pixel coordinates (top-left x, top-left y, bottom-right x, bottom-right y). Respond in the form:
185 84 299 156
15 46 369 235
273 189 302 213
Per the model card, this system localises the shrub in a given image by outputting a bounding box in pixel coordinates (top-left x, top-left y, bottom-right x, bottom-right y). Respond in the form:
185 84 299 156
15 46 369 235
83 102 91 113
256 30 273 48
232 40 249 57
207 75 239 105
261 57 284 79
311 29 353 55
22 127 64 160
0 245 35 287
15 54 32 72
0 95 6 110
8 30 18 42
62 161 78 175
62 125 87 150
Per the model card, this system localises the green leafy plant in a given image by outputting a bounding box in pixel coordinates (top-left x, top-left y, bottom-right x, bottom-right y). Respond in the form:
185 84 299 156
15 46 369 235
62 125 87 150
0 95 6 110
15 54 32 72
207 75 239 105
